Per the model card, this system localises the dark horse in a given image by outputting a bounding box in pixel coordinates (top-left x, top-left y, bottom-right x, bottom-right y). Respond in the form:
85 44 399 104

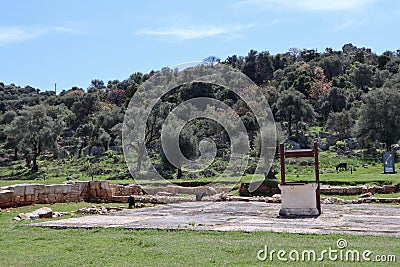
336 162 348 172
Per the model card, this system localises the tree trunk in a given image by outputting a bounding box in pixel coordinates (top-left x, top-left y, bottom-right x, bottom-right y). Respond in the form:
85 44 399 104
135 143 145 179
78 140 87 158
135 154 142 179
13 148 18 161
387 143 391 152
25 155 31 169
177 168 183 179
32 155 38 172
288 116 292 136
78 145 83 158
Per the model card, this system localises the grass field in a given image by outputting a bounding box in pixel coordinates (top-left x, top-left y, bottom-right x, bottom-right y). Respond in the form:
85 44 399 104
1 151 399 188
0 152 398 266
0 203 398 266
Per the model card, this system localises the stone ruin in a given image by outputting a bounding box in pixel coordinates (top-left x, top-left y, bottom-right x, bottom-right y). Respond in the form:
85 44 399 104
0 181 142 208
1 180 398 209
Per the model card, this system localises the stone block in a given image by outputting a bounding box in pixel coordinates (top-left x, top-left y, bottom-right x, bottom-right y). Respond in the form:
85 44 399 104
45 185 55 194
89 181 99 190
62 185 71 194
15 196 21 203
0 190 14 207
178 187 195 194
347 186 362 195
100 180 109 189
383 185 398 194
47 194 56 203
142 188 157 195
36 194 45 203
13 185 26 196
25 185 35 195
25 195 32 202
69 194 79 202
53 185 63 194
166 185 177 194
37 185 45 195
69 185 80 194
106 189 113 197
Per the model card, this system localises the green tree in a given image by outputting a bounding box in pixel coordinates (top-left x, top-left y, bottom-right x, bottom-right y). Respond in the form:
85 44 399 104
326 110 355 140
349 63 373 92
275 89 315 136
71 92 99 128
98 130 111 151
4 105 65 171
356 86 400 150
124 99 171 178
317 56 343 79
242 50 274 85
88 79 106 92
319 87 347 120
75 122 96 157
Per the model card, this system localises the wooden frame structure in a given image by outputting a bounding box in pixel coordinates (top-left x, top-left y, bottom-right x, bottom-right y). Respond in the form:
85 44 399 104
280 142 321 214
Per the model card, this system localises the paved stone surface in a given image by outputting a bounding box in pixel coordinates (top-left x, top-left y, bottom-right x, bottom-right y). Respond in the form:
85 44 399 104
33 202 400 237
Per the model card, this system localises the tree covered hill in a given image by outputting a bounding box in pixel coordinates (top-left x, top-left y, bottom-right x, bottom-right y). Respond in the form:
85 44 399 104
1 43 399 174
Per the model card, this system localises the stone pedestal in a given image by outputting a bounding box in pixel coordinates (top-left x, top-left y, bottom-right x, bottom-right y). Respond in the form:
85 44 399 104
278 183 319 216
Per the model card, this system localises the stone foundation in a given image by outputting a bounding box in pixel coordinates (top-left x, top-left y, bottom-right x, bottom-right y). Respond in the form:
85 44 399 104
0 181 142 208
239 183 400 196
142 185 229 196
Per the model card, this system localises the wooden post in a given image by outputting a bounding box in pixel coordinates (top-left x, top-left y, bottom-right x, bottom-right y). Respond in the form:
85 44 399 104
314 142 321 214
280 143 285 184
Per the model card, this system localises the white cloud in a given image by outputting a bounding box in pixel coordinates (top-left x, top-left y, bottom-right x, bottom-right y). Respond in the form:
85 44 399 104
0 26 84 46
139 25 248 40
140 27 226 40
238 0 374 11
333 19 367 31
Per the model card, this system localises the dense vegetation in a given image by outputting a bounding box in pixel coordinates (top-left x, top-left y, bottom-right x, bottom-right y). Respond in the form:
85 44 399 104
1 43 399 181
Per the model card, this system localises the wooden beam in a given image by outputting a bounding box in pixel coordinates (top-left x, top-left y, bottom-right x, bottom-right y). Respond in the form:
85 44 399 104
285 149 314 158
314 142 321 215
280 143 285 184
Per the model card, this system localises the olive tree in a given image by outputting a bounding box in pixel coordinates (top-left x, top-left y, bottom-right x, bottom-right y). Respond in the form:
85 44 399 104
4 104 66 171
356 86 400 150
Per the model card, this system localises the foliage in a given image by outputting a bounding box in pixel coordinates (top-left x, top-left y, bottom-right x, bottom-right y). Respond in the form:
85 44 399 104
356 86 400 149
3 105 65 171
327 110 355 140
275 89 315 135
2 43 400 178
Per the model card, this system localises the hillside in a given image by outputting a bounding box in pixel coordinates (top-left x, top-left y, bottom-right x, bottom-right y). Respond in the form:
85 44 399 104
1 43 399 183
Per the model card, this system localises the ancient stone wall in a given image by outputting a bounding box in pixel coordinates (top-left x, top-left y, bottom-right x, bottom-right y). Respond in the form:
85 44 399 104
239 183 399 196
0 181 142 208
142 185 228 196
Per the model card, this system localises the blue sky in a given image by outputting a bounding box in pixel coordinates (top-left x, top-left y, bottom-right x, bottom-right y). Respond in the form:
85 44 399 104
1 0 399 91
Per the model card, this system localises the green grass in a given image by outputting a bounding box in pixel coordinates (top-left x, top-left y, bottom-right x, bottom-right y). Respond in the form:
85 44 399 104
1 151 399 188
373 192 400 198
0 203 398 266
280 152 400 186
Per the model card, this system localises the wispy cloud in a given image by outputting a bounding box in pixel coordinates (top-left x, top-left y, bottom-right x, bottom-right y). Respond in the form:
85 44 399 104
0 26 84 46
237 0 375 11
333 19 367 31
138 25 249 40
